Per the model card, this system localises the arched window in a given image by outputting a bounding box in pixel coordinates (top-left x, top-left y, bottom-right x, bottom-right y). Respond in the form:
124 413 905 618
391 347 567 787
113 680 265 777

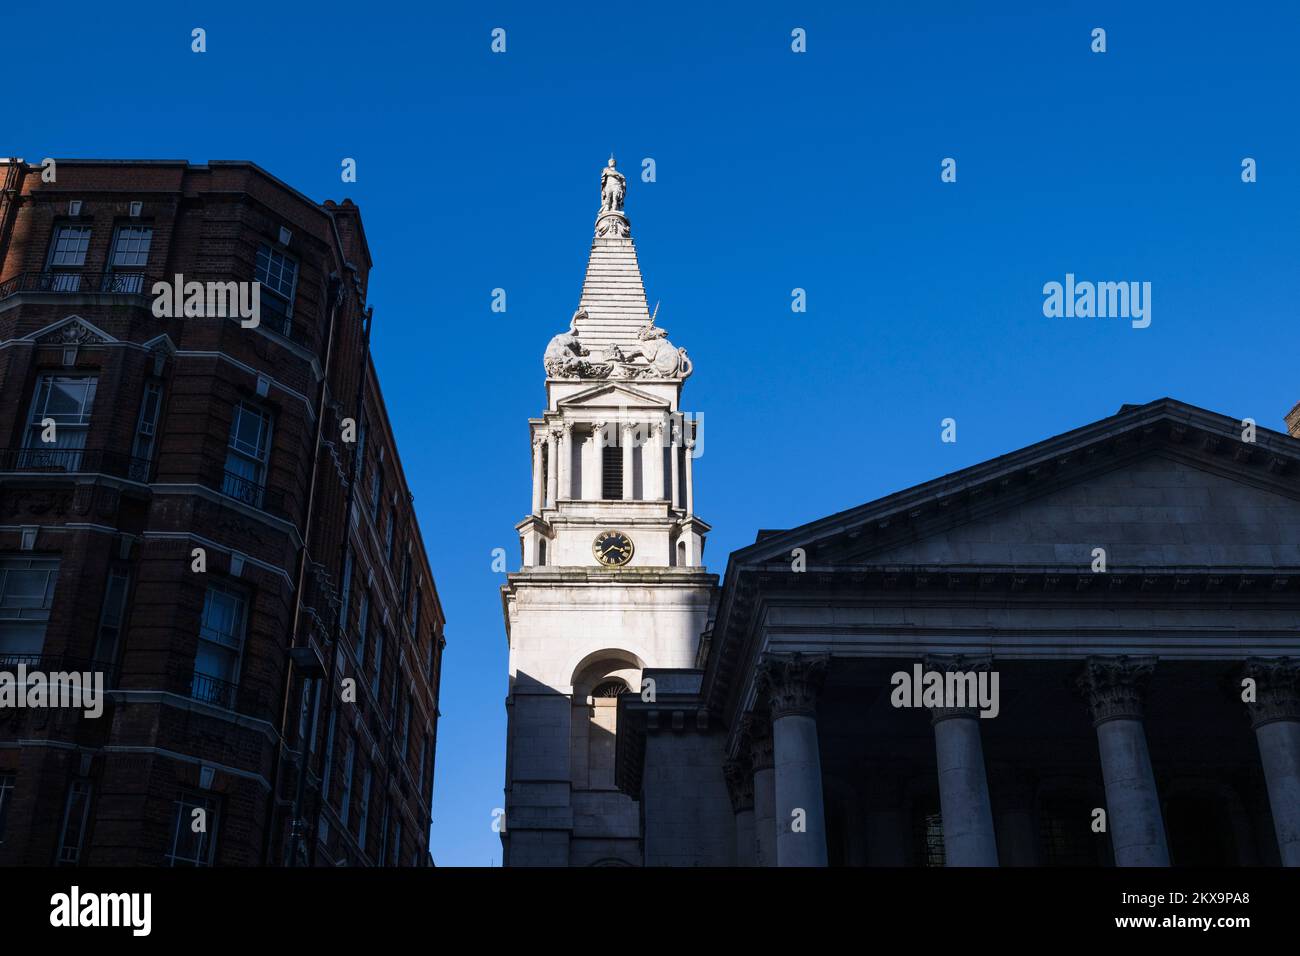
537 538 546 567
592 679 627 698
569 657 641 791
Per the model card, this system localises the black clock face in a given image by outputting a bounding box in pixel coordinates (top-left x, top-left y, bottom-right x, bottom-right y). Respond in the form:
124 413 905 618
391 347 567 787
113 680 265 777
593 530 634 567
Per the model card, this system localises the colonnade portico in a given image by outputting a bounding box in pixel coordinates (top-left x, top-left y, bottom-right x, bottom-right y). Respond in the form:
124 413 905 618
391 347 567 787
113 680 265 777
729 652 1300 867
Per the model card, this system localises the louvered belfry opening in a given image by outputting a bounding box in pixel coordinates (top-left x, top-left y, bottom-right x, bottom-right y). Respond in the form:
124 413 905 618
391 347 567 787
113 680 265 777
602 441 623 499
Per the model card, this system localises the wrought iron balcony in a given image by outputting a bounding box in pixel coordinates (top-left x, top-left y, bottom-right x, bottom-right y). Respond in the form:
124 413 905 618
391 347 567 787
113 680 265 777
0 447 152 481
0 270 154 299
212 468 288 519
187 670 239 710
0 653 118 686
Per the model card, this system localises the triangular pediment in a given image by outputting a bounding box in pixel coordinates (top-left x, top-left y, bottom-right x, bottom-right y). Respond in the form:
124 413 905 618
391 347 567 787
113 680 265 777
740 399 1300 572
556 381 670 411
25 315 117 346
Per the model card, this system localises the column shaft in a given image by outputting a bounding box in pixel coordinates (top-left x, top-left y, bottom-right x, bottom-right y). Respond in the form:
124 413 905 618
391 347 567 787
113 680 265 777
557 424 572 500
592 423 605 500
621 422 635 500
1243 659 1300 866
545 431 558 508
530 437 543 514
931 712 999 866
1078 657 1169 867
759 654 829 867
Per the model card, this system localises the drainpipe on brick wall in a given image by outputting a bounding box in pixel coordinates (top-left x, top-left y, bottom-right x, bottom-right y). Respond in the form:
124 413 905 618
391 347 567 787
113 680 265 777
307 304 373 866
261 270 346 865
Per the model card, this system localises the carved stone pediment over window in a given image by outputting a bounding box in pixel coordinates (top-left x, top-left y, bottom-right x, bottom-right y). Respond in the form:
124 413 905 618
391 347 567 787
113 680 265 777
34 317 108 347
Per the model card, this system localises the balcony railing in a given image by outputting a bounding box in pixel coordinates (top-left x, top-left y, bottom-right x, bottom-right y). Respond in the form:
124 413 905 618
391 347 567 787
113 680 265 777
188 671 238 710
212 468 288 519
0 271 154 299
0 653 117 686
0 447 152 482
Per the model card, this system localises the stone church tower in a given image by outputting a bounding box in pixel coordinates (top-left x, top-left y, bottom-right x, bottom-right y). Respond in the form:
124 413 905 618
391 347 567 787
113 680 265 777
500 158 717 866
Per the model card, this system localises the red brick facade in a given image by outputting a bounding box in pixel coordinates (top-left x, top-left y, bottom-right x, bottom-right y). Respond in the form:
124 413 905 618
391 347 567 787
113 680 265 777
0 159 444 866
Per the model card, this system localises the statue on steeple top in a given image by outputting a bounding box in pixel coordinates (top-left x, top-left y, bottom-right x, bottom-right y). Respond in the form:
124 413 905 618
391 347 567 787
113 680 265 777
600 155 626 213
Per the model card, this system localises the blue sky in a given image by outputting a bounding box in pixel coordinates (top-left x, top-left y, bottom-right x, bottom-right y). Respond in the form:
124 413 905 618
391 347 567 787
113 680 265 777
14 1 1299 865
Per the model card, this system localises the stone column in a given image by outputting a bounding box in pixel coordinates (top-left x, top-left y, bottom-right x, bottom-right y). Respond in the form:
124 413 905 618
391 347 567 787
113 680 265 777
926 655 999 866
621 421 635 500
669 419 681 508
592 421 605 500
529 435 543 514
1241 658 1300 866
746 715 777 867
557 422 572 501
759 653 829 867
724 757 756 867
648 419 665 501
684 431 695 516
545 429 558 509
1077 656 1169 866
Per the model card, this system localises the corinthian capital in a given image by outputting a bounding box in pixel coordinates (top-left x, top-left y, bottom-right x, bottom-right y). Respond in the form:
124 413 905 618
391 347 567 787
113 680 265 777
1076 655 1156 726
1240 658 1300 728
757 652 829 719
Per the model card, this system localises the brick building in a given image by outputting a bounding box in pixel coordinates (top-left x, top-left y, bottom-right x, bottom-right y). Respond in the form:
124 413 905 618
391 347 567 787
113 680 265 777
0 158 444 866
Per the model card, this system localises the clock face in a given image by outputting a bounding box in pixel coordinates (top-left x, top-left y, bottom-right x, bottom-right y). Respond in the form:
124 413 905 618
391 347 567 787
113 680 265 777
593 530 634 567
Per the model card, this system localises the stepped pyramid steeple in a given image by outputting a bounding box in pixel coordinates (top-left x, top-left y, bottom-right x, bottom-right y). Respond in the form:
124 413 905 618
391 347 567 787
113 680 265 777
576 155 652 350
542 156 691 380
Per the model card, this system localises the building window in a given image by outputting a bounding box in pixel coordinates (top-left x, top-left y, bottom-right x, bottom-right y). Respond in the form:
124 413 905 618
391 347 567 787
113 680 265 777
191 582 247 709
339 549 353 631
358 767 372 850
391 819 402 868
355 591 370 664
400 692 411 754
411 586 421 635
388 657 399 722
417 735 426 798
385 508 395 561
254 243 298 336
339 739 355 826
45 225 91 290
0 556 60 661
400 554 412 607
912 805 946 867
222 402 272 507
130 380 163 474
371 627 385 699
55 779 93 865
24 375 98 470
167 792 218 866
370 466 383 521
321 710 337 802
107 225 152 292
601 443 622 500
0 772 14 845
91 569 130 667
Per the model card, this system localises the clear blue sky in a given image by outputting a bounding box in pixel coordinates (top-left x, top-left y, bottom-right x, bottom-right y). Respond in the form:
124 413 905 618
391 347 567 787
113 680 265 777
13 1 1299 865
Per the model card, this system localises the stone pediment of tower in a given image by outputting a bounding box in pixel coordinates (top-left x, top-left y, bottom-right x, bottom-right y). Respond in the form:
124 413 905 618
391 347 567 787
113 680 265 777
555 381 672 413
